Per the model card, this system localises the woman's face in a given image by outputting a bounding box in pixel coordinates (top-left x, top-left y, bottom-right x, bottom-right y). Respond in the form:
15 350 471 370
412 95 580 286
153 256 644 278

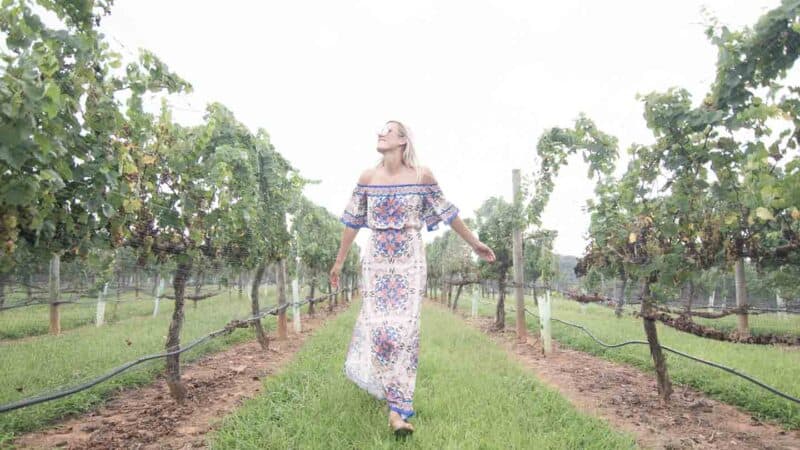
376 122 407 153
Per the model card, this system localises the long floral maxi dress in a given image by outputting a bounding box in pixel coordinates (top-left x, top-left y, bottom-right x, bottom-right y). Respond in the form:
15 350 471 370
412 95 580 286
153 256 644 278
340 182 459 420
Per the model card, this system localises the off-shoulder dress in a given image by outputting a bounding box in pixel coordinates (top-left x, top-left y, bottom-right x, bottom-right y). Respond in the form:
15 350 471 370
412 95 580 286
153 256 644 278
340 182 458 420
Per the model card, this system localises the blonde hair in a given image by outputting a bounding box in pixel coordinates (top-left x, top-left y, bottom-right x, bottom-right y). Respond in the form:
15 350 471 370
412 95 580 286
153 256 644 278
375 120 422 183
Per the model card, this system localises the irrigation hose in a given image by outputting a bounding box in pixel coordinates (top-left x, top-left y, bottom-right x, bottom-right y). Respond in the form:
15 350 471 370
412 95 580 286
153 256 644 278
472 297 800 405
0 288 352 414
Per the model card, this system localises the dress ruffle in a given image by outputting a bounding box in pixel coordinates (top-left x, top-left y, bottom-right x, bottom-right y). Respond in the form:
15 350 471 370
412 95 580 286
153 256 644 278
340 183 459 232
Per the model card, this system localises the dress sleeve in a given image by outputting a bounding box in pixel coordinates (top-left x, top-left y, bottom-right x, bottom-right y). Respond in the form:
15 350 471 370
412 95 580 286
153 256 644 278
423 184 459 231
340 185 368 229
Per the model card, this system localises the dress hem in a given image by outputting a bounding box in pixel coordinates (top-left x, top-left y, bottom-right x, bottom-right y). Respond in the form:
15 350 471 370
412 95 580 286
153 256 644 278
388 405 415 420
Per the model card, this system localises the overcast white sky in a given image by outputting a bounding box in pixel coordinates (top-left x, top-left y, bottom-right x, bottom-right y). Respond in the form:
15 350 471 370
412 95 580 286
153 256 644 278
100 0 779 257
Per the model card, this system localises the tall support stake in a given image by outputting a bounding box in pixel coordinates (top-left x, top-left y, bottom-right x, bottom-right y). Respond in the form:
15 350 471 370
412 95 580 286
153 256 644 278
293 226 303 332
776 291 787 320
471 288 478 318
538 289 552 355
734 258 750 337
290 210 303 332
153 277 165 317
512 169 526 343
292 278 301 333
276 259 288 340
49 253 61 335
95 282 109 327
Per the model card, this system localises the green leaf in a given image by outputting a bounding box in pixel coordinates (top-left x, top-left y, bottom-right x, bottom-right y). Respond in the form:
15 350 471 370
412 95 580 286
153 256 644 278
755 207 774 221
40 169 65 190
0 142 30 170
122 198 141 213
42 101 58 119
1 179 38 206
101 203 115 218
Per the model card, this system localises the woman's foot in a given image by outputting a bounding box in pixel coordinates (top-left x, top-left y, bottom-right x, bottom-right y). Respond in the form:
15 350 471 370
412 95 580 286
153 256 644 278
388 410 414 437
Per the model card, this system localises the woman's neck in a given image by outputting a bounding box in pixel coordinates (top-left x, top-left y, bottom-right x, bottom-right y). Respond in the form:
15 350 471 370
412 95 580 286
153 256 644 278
381 150 405 174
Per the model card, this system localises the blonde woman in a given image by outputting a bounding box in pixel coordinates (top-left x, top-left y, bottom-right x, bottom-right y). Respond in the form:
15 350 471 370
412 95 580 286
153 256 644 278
329 121 496 437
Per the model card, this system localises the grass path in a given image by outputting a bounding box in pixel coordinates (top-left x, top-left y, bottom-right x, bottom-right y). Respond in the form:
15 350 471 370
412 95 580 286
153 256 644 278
210 300 636 449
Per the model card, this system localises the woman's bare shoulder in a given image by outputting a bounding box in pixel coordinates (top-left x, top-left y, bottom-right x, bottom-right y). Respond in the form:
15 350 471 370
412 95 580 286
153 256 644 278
419 166 438 184
357 168 376 185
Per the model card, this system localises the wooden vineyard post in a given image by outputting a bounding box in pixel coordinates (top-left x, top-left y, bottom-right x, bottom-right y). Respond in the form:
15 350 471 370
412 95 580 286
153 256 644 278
112 256 121 322
293 246 302 333
734 258 750 338
538 289 552 355
292 278 301 333
512 169 527 343
276 259 288 340
95 282 108 327
49 253 61 335
471 288 478 319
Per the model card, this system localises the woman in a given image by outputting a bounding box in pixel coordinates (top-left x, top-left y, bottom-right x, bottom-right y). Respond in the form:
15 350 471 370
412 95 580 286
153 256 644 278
329 120 496 437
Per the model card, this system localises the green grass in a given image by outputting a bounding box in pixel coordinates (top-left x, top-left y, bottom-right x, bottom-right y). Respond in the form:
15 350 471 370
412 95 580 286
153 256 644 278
210 300 636 449
0 286 234 340
455 293 800 429
0 287 286 443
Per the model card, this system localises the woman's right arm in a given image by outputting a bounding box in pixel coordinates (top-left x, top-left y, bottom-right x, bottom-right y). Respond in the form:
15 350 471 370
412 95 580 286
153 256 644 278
335 227 359 266
330 226 358 290
330 169 373 289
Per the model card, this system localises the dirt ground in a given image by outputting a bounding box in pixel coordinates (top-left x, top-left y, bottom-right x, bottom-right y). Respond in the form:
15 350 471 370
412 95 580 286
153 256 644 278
450 306 800 450
13 305 346 450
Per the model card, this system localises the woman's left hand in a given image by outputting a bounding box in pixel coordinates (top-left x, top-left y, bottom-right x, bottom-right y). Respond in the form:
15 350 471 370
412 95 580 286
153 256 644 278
472 241 496 262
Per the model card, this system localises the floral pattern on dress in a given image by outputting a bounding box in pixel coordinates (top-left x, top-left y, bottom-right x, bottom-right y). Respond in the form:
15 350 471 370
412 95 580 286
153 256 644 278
407 334 419 374
342 182 459 421
374 274 409 312
423 185 459 231
371 324 401 366
341 186 368 228
373 228 410 258
372 196 405 228
386 383 414 412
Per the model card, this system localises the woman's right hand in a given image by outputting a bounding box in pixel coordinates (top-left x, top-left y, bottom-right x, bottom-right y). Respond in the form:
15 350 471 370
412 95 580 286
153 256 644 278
329 262 343 290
